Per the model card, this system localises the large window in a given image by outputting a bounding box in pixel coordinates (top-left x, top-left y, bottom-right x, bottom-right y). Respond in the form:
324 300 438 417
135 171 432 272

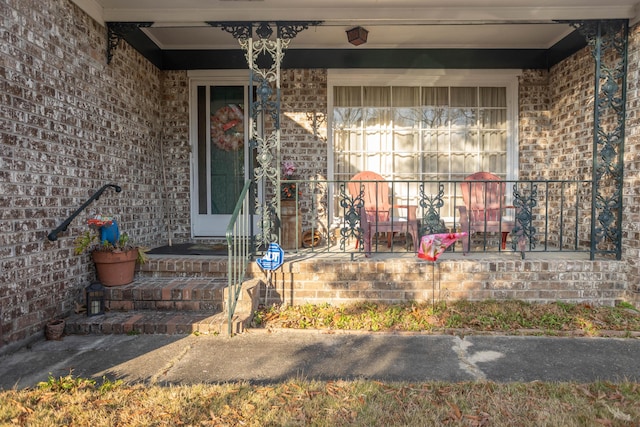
329 70 518 219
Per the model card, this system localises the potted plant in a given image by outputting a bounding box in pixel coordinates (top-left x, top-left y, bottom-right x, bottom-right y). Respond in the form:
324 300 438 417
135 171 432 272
281 160 300 200
74 216 147 287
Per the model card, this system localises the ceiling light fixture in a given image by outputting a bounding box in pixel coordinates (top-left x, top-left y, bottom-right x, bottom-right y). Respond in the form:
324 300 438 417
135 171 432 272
346 26 368 46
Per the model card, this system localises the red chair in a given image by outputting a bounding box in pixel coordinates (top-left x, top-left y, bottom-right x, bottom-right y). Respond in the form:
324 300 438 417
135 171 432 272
458 172 514 253
348 171 419 257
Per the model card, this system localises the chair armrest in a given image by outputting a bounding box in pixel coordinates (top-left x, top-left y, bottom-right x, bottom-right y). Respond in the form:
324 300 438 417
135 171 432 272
456 205 469 224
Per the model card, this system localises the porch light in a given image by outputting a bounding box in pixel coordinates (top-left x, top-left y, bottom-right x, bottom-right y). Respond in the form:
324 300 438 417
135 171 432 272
86 282 105 317
346 26 368 46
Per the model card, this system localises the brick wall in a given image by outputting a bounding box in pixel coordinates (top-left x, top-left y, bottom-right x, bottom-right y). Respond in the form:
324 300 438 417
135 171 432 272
518 69 551 180
280 69 329 232
519 56 595 250
258 257 627 307
623 23 640 302
155 69 330 243
159 71 191 243
548 48 596 182
1 0 639 351
519 23 640 303
1 0 166 350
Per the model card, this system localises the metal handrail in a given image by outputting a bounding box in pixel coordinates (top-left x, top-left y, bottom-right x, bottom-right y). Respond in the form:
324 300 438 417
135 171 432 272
47 184 121 241
281 178 597 258
225 179 253 336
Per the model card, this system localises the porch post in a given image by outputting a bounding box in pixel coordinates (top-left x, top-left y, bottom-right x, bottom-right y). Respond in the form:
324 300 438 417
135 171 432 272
209 21 320 249
571 20 628 260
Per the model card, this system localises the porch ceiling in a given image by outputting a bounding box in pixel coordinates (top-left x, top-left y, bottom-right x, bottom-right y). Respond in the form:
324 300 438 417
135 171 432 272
73 0 640 69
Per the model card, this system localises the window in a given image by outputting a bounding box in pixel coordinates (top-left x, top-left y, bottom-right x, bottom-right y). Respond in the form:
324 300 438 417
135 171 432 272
329 70 519 220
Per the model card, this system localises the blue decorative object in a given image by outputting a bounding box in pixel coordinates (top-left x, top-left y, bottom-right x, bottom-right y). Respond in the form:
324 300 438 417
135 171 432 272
256 243 284 271
99 220 120 245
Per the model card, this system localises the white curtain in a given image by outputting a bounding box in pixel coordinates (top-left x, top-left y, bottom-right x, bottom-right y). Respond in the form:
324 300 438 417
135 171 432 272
333 86 507 183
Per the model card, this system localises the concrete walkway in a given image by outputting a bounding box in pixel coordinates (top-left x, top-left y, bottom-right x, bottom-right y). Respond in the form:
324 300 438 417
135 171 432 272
1 330 639 389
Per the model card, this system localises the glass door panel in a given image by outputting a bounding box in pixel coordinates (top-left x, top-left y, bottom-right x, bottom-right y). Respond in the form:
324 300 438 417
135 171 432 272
192 84 248 236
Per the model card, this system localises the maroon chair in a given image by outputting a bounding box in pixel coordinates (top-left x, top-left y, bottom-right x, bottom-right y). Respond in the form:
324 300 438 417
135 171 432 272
348 171 419 256
458 172 514 253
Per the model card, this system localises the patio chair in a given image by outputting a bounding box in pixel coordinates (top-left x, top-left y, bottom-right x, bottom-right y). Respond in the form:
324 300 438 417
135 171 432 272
347 171 419 257
458 171 515 253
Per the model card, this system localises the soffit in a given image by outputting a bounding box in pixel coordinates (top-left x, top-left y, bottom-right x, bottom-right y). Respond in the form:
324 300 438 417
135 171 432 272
74 0 640 50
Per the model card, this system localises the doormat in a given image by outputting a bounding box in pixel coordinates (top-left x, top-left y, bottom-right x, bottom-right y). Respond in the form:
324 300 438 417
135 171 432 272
146 243 228 256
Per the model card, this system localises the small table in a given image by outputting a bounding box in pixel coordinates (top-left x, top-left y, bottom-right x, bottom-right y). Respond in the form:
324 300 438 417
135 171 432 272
393 204 418 221
389 204 419 250
281 199 301 249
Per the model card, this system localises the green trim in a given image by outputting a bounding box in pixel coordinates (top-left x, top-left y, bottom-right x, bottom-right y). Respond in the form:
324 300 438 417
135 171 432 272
119 26 586 70
121 25 164 68
282 49 549 69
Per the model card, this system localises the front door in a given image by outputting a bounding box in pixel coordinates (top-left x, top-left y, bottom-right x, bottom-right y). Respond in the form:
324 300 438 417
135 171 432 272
190 75 253 237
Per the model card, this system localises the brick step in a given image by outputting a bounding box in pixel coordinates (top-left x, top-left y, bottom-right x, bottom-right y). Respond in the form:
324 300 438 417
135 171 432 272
64 310 243 336
104 277 227 312
65 278 263 337
138 255 230 279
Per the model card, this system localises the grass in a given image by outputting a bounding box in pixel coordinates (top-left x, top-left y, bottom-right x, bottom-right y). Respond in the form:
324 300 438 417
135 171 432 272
1 300 639 426
252 299 640 337
1 374 639 426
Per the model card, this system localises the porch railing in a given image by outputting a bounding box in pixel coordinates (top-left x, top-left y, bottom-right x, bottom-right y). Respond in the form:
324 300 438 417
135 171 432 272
225 179 253 336
274 178 600 258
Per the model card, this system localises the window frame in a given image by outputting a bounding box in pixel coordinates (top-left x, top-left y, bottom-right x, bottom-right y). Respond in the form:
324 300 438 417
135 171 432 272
327 69 521 185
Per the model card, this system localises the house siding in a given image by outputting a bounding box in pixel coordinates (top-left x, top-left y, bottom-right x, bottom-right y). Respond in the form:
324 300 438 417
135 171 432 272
1 0 639 350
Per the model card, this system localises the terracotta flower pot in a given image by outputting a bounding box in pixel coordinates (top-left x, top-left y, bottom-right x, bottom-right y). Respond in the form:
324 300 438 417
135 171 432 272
91 248 138 286
45 319 65 340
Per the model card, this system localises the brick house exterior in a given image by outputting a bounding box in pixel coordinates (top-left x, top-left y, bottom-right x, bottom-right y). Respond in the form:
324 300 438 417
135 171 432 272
1 0 639 349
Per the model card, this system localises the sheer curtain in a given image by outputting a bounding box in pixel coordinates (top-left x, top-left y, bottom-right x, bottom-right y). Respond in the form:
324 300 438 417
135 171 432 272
332 85 507 211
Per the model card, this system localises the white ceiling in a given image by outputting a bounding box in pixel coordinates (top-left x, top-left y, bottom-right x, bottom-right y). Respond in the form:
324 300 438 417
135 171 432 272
73 0 640 50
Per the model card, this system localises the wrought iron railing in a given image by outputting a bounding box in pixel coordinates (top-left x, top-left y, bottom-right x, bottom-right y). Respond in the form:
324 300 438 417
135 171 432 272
225 180 253 336
47 184 121 241
270 178 602 259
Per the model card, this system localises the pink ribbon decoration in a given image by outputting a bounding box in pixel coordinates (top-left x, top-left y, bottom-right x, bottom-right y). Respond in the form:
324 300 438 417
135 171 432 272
418 232 467 261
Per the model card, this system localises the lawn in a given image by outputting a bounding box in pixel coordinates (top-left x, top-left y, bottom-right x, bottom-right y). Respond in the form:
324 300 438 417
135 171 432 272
252 299 640 337
1 300 639 426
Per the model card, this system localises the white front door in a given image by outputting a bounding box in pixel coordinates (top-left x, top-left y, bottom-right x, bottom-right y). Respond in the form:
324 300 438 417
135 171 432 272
190 73 254 237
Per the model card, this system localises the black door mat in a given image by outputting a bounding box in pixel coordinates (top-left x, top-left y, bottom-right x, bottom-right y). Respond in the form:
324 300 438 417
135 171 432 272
146 243 228 256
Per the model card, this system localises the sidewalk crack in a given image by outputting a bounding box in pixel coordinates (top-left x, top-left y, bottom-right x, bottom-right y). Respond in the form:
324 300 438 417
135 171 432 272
150 341 193 385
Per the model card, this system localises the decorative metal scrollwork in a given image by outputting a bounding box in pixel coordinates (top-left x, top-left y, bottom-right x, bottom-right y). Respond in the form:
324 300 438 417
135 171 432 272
206 22 253 39
277 21 322 40
211 21 321 249
255 22 274 39
338 183 364 251
566 19 628 260
106 22 152 64
511 182 538 257
418 183 446 235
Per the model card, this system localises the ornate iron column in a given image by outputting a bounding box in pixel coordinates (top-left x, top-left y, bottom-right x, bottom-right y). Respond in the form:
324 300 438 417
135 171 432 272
209 21 320 249
569 20 628 260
